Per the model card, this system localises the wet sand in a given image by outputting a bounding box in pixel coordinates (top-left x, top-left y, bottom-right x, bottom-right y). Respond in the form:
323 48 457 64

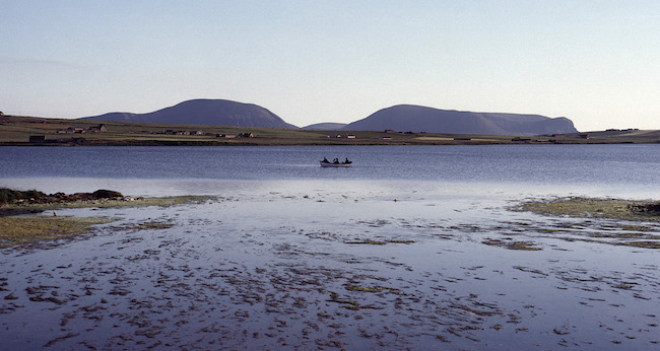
1 181 658 349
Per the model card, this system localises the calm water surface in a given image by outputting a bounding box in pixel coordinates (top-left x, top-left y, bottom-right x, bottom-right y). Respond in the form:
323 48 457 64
2 144 660 198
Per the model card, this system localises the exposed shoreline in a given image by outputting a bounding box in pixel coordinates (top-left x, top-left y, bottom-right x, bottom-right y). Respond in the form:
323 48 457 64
0 188 214 217
1 186 658 349
0 189 215 248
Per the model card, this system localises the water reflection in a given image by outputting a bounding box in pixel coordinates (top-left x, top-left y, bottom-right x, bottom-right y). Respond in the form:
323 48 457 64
3 144 660 199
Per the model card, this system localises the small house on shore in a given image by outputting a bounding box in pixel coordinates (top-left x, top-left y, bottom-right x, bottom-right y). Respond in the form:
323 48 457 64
218 134 237 138
57 127 87 134
88 124 108 133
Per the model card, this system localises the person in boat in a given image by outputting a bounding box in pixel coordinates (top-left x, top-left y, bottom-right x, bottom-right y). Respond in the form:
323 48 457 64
322 157 329 163
333 158 339 164
344 157 350 164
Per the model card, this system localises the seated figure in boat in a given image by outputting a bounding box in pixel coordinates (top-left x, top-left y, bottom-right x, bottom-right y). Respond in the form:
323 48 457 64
322 157 329 163
333 158 339 164
344 157 350 164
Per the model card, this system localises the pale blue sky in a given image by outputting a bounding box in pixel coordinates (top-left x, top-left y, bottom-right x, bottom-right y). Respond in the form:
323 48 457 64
2 0 659 131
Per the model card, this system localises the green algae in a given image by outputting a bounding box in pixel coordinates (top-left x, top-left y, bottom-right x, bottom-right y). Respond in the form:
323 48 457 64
344 240 387 245
344 284 398 293
387 240 416 244
482 239 542 251
0 195 212 248
344 239 416 245
618 241 660 249
517 197 660 222
612 284 635 290
327 291 361 310
327 286 392 311
515 197 660 250
0 216 115 248
129 220 175 231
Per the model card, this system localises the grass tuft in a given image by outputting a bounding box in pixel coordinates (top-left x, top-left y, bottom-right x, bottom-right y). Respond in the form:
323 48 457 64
0 216 115 247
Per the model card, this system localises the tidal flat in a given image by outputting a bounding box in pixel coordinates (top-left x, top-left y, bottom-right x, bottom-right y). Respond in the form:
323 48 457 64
0 181 658 350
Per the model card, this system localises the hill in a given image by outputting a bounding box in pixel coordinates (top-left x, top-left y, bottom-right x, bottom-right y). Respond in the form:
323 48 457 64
302 122 347 130
343 105 578 135
80 99 298 129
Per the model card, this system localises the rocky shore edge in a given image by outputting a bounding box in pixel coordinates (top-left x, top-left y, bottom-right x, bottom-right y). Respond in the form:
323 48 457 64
1 189 216 248
0 188 144 217
1 188 136 205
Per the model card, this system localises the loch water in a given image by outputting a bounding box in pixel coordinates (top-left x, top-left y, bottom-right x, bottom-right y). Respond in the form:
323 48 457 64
2 144 660 198
0 145 659 349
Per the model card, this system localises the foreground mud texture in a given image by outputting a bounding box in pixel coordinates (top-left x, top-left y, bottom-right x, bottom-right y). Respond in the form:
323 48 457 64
1 191 658 349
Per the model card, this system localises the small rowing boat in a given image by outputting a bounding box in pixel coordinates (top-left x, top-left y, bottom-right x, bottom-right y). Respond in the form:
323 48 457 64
320 158 352 167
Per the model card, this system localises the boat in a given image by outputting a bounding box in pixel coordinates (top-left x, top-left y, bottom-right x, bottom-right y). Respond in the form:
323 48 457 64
320 160 352 167
320 158 352 167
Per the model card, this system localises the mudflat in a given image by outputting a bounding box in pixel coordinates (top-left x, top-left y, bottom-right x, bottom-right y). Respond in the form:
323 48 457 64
1 183 658 349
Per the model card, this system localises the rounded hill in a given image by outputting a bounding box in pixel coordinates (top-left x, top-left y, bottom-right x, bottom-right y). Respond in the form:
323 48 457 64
81 99 297 129
343 105 578 135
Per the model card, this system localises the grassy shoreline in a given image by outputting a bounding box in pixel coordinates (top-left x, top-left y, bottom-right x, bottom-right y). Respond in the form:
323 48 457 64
515 197 660 250
0 193 215 248
0 216 116 248
517 196 660 222
2 115 660 145
0 187 214 217
0 195 215 216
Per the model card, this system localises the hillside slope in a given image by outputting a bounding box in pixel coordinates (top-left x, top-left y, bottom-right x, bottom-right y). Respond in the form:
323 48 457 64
343 105 578 135
81 99 297 129
302 122 347 130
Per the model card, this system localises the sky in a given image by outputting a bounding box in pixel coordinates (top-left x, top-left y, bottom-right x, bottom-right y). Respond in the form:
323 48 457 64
1 0 659 131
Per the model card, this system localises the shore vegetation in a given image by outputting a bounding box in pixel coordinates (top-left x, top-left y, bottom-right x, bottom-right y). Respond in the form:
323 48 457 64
0 216 115 248
2 115 660 146
518 197 660 222
0 188 215 248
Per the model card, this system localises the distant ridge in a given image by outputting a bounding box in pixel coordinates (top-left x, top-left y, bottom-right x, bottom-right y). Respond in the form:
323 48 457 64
343 105 578 135
80 99 297 129
302 122 347 130
80 100 578 135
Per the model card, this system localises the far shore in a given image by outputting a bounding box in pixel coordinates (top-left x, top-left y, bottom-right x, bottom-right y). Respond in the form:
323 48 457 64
1 115 659 146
